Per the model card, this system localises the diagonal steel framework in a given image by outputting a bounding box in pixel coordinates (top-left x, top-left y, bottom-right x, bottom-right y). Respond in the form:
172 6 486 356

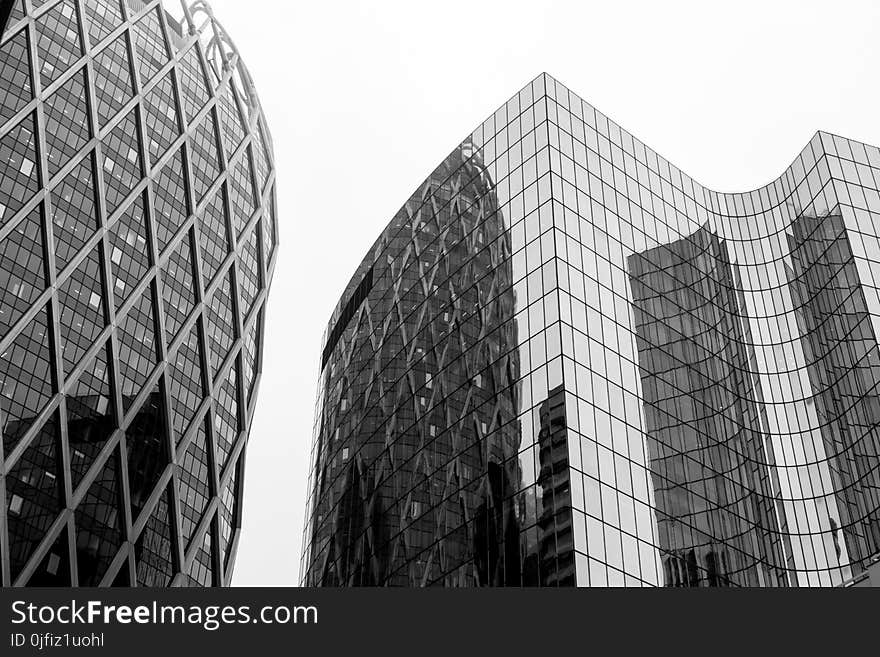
0 0 277 586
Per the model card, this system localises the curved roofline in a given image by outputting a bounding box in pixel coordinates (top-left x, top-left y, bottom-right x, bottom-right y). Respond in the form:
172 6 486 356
318 72 874 363
537 73 835 199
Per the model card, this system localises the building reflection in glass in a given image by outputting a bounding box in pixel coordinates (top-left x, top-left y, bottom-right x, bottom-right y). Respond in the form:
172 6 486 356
4 391 178 587
628 226 789 587
534 384 575 585
303 73 880 586
304 141 550 585
786 209 880 575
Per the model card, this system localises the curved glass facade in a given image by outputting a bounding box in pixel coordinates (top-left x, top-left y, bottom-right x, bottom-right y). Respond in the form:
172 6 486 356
302 72 880 587
0 0 277 586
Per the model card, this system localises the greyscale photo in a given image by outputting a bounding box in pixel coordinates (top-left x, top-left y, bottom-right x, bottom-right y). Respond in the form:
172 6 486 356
0 0 274 587
1 0 880 618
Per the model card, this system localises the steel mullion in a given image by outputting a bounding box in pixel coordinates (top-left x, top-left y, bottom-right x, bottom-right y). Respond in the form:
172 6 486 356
2 0 274 588
21 0 81 586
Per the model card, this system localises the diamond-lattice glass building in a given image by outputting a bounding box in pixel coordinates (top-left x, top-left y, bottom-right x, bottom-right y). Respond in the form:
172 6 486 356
0 0 276 586
301 73 880 587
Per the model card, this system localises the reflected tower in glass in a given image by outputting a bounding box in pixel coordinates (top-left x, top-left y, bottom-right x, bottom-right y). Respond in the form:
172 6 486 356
0 0 277 586
302 72 880 587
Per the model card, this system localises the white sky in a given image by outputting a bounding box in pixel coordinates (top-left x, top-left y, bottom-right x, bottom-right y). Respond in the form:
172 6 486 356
197 0 880 586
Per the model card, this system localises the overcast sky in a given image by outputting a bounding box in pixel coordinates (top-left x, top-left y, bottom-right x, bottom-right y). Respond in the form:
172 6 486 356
193 0 880 586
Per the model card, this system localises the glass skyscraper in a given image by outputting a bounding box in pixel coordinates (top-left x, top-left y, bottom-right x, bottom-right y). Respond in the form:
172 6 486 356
302 73 880 587
0 0 276 586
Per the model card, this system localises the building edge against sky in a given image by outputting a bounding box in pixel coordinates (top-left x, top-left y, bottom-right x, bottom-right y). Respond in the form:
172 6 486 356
302 72 880 587
0 0 277 586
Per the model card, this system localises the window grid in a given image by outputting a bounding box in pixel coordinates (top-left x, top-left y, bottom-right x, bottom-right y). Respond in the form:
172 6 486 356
0 1 276 588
